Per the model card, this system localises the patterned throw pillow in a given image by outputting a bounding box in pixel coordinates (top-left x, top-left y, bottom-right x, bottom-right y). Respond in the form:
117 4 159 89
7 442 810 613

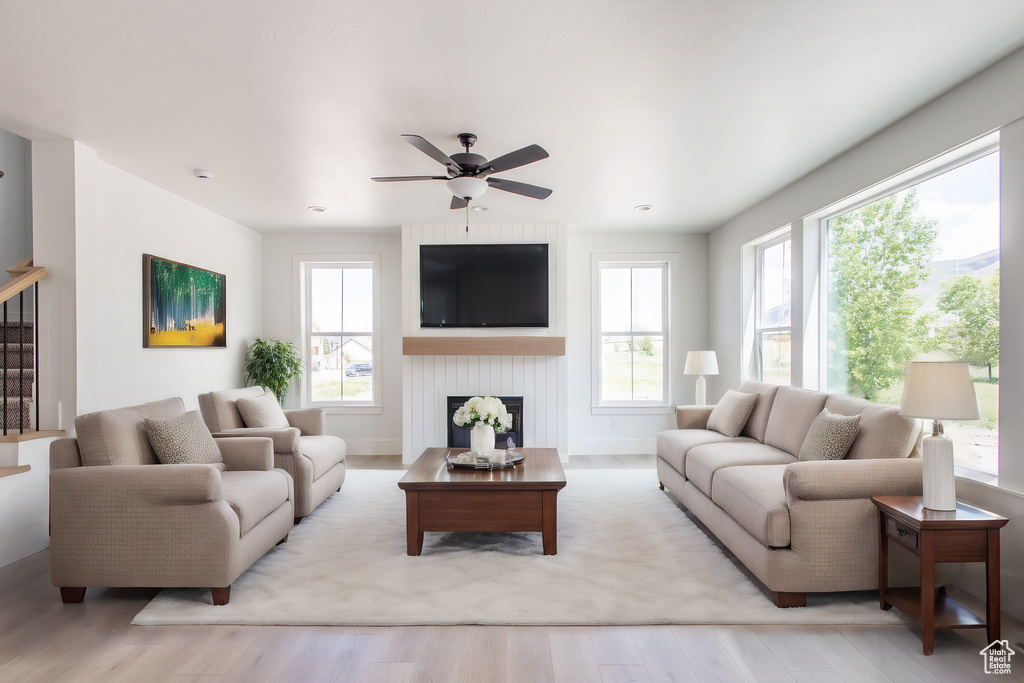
706 390 759 438
798 408 861 461
144 410 225 469
236 390 290 428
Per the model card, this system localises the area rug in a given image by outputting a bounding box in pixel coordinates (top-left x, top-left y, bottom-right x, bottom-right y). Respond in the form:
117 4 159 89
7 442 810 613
132 469 908 626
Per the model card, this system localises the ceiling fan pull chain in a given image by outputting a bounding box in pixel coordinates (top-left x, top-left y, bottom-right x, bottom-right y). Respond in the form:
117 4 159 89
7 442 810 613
466 204 469 232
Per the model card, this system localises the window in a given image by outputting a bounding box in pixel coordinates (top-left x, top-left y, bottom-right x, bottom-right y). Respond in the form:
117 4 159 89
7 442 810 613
822 150 1000 474
594 259 669 406
303 258 380 408
755 234 792 385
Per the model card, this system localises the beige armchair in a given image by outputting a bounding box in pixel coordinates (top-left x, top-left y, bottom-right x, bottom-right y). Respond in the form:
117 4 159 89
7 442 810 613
198 387 346 523
50 397 294 606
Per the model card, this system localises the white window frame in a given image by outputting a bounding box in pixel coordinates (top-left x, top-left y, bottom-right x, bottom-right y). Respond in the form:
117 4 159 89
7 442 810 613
297 254 382 414
591 254 671 414
815 137 1000 482
753 232 793 385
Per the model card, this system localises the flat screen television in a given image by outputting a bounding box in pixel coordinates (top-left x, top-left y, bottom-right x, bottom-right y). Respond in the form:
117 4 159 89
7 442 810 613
420 244 549 327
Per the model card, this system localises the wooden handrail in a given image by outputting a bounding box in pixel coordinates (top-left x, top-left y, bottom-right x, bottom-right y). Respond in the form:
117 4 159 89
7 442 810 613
1 259 47 305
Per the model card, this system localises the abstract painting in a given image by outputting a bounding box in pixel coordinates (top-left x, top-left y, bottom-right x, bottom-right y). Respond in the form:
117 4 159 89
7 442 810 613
143 254 226 347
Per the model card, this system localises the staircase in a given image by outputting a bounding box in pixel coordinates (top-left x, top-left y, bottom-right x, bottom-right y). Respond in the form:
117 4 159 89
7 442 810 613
2 320 35 434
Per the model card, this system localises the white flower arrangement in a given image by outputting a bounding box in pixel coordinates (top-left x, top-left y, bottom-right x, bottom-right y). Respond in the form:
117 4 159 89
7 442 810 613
452 396 513 433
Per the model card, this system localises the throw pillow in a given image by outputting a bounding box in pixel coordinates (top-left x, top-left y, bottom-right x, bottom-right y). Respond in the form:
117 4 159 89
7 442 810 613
144 410 225 470
798 408 861 461
706 390 759 438
236 390 290 429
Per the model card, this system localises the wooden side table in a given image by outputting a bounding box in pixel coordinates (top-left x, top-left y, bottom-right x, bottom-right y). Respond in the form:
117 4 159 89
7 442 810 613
872 496 1008 655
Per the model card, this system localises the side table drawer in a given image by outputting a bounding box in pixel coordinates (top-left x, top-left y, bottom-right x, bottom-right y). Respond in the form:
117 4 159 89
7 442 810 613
886 517 919 551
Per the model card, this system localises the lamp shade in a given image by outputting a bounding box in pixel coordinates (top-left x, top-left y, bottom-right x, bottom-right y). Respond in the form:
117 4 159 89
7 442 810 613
684 351 719 376
446 176 487 200
899 361 979 421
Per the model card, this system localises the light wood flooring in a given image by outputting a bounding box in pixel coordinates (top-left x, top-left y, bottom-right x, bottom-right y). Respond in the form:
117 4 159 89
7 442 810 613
1 454 1019 683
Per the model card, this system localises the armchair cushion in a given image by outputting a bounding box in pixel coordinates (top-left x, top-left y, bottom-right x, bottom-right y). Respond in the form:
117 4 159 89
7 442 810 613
236 391 290 429
76 397 186 466
221 470 291 536
145 410 225 470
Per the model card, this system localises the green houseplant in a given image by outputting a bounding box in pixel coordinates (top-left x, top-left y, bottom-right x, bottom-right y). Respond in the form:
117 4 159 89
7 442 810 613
244 338 304 405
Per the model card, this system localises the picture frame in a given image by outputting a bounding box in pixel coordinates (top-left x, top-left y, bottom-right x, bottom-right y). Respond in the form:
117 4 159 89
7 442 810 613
143 254 226 347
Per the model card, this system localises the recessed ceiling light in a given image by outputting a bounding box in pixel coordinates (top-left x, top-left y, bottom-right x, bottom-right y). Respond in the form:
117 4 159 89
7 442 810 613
472 206 489 212
193 169 213 180
308 205 328 213
634 204 653 212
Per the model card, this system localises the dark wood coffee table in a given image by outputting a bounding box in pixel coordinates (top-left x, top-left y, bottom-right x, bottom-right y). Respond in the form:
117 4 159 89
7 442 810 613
398 447 566 556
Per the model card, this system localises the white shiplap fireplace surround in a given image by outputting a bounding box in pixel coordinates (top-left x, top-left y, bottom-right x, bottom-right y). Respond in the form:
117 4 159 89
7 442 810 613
401 224 568 464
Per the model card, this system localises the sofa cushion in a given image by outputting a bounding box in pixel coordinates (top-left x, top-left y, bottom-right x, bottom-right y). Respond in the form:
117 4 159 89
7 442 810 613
656 430 755 477
685 442 796 498
300 435 346 479
236 391 290 429
75 397 186 467
707 390 758 438
763 387 829 456
198 386 267 432
798 408 861 461
144 410 225 470
824 395 921 459
737 381 781 442
711 465 791 548
221 469 290 537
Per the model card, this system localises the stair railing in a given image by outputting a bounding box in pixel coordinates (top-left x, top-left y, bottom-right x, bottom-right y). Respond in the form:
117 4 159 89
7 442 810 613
1 258 47 435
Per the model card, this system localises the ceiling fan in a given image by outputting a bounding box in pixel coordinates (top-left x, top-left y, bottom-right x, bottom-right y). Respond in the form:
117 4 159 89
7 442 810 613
372 133 551 209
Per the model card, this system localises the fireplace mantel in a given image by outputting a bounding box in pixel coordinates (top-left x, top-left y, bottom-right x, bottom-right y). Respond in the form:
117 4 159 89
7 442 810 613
402 336 565 357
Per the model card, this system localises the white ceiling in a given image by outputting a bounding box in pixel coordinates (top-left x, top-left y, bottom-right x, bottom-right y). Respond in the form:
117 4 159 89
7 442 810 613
2 1 1024 234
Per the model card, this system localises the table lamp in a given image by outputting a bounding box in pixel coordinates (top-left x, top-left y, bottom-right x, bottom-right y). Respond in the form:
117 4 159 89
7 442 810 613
898 361 979 511
684 350 719 406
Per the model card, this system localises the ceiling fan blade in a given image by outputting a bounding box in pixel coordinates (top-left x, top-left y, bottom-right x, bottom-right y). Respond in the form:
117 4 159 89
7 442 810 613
486 177 552 200
450 196 469 210
401 134 463 172
371 175 448 182
480 144 549 175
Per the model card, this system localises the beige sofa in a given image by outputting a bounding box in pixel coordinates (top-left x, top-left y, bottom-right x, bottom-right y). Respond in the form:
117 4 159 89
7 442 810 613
656 381 924 607
199 386 346 523
50 398 294 606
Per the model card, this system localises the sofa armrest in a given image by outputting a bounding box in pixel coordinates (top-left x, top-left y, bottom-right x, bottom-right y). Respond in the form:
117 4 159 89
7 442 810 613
784 458 923 502
50 438 83 470
216 437 274 471
676 406 714 430
285 408 325 436
211 427 300 455
50 464 224 506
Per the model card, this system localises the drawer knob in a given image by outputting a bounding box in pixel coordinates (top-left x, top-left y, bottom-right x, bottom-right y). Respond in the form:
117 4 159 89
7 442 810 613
897 529 907 537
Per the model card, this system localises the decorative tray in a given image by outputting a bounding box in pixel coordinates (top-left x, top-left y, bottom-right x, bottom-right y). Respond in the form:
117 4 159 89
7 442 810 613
447 450 525 470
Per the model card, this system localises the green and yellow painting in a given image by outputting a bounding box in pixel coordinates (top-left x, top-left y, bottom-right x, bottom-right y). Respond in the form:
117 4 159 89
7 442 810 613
143 254 226 347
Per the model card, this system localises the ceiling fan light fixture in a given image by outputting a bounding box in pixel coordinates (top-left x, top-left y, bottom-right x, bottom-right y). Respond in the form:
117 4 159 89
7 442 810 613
447 176 487 200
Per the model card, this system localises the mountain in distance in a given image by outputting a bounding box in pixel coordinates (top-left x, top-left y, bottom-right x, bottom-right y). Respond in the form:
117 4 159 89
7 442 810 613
915 248 999 311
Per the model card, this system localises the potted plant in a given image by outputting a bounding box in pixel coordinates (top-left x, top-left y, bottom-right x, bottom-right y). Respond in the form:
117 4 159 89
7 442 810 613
244 338 304 405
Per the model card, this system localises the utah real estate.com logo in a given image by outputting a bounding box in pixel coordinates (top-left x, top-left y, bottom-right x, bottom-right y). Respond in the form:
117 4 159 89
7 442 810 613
980 640 1015 675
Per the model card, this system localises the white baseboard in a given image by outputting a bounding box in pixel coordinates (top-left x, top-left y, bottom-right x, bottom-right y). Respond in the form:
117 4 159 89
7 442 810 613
344 439 402 456
568 438 657 456
0 521 49 569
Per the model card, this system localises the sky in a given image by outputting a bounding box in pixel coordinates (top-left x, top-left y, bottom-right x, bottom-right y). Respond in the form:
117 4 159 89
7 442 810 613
915 150 1000 261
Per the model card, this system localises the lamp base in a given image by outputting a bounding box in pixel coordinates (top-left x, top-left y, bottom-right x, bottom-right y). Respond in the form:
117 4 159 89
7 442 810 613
695 375 707 406
922 435 956 511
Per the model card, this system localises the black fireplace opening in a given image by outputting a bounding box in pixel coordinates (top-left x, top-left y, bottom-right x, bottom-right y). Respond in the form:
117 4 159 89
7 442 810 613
447 396 524 449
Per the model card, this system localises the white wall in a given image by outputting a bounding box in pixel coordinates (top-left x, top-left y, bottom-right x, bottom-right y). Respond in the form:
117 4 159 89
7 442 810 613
707 46 1024 619
566 231 709 454
401 225 568 463
73 161 263 414
261 232 403 455
0 127 31 268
